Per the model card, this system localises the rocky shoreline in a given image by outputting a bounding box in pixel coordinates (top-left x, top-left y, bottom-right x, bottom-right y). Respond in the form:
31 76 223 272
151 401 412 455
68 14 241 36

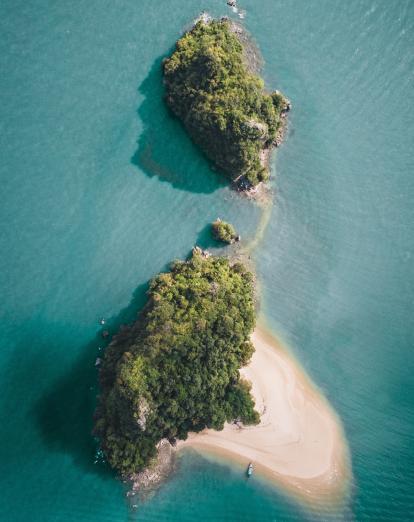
227 19 291 194
128 439 176 495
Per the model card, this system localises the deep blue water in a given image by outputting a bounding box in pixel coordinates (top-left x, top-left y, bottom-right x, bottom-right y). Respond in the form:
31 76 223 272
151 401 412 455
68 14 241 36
1 0 413 520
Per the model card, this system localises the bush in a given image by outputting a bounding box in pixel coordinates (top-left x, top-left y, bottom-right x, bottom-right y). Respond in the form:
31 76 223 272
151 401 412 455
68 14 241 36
211 219 237 243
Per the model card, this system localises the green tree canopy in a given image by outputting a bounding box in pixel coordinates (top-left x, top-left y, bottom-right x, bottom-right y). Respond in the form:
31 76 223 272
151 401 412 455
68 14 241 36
163 18 289 187
94 249 259 476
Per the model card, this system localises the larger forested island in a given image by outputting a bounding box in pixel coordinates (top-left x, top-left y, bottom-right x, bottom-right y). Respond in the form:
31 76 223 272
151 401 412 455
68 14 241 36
94 249 258 476
163 17 290 188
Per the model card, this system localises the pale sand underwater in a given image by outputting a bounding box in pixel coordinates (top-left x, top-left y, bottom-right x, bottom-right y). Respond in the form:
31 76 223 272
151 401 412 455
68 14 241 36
179 326 351 506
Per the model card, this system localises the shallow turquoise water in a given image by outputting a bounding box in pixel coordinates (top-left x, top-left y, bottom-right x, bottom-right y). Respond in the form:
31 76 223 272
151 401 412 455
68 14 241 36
1 0 413 520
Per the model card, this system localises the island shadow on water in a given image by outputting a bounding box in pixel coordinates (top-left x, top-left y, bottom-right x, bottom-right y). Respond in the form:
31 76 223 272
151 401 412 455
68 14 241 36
131 56 227 194
33 283 150 481
33 244 214 483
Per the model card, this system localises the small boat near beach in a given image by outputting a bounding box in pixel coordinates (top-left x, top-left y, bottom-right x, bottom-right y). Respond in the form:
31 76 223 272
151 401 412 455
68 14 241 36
247 462 253 477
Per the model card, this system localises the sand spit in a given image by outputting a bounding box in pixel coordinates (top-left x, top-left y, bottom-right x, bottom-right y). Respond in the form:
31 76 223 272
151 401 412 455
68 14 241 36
179 327 351 506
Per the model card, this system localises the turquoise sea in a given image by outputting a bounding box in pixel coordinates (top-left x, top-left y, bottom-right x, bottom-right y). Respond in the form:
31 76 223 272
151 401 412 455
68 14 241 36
1 0 413 520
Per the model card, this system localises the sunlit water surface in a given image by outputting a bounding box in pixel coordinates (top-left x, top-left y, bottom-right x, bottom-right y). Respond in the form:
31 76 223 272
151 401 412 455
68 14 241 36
1 0 413 520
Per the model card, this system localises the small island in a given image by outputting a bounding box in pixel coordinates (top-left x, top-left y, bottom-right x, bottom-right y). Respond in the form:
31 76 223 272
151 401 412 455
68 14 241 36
163 17 290 189
211 218 239 244
94 248 259 478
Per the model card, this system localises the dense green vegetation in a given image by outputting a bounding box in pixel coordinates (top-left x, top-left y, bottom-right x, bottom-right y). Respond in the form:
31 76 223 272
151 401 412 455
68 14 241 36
211 219 238 243
163 18 289 188
94 249 259 476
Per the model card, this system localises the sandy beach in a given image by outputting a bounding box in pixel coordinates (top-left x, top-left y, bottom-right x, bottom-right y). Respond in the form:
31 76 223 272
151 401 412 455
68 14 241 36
179 327 351 505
